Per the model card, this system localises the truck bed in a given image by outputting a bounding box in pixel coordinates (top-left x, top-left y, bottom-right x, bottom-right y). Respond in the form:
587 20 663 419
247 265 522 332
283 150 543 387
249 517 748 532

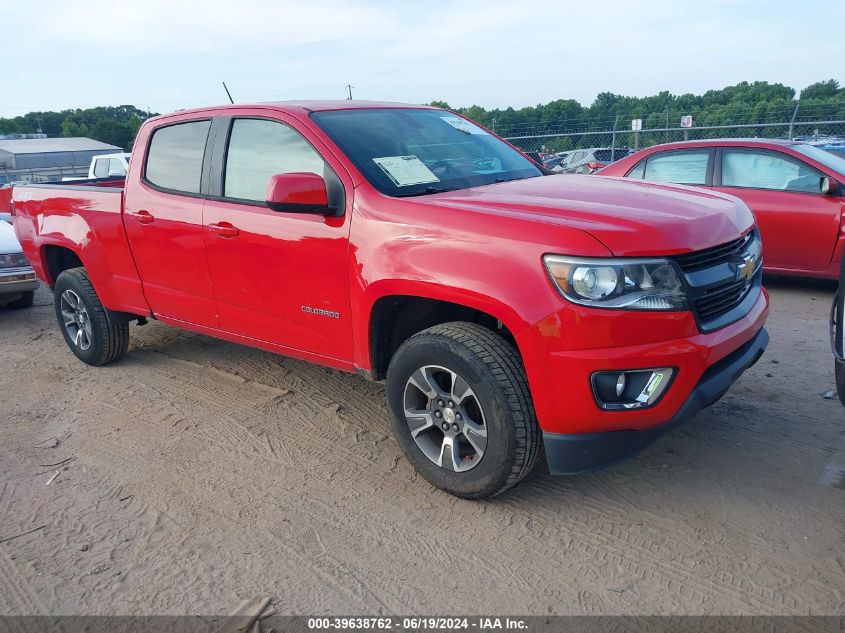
12 178 150 316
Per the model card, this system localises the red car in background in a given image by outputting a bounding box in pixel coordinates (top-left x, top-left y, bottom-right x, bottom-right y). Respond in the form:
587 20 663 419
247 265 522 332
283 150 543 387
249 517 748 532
599 139 845 279
0 185 12 221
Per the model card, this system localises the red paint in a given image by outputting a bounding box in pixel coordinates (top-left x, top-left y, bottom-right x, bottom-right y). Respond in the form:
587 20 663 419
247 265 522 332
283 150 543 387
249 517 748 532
12 102 768 436
0 186 11 214
600 139 845 279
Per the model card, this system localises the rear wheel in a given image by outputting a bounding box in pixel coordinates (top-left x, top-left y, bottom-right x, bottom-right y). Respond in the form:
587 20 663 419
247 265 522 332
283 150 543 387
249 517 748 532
6 290 34 309
386 322 542 499
53 268 129 366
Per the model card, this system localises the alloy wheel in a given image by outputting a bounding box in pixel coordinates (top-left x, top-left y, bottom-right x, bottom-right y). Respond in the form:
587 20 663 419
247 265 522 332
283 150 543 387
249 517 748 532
403 365 488 472
60 289 93 351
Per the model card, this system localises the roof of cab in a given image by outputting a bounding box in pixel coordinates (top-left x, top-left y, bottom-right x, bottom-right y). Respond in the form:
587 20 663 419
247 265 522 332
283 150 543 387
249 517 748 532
148 100 435 123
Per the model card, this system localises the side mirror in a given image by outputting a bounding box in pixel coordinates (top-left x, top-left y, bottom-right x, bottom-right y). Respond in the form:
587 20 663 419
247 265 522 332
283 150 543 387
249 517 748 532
266 172 335 215
821 176 839 196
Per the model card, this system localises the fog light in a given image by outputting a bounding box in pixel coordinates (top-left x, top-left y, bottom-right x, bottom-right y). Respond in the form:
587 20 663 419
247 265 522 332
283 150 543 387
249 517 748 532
591 368 675 410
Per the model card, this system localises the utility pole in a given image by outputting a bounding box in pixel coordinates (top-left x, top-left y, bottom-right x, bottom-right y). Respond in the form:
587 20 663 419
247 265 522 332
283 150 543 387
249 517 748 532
345 84 353 100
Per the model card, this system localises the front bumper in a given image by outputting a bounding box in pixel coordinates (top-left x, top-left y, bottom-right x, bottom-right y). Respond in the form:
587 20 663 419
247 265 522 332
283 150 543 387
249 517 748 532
543 326 768 474
0 267 39 295
517 288 769 435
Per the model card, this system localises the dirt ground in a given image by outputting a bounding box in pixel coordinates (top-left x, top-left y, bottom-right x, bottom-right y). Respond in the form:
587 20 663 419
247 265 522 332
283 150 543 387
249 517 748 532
0 279 843 616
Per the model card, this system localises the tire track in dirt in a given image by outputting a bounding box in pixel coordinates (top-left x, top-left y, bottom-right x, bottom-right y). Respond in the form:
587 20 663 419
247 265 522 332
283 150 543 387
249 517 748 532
70 374 589 612
71 398 405 613
91 338 844 614
0 483 46 615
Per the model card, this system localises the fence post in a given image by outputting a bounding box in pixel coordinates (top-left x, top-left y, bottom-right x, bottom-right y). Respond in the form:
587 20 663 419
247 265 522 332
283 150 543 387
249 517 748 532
788 103 800 140
611 115 619 162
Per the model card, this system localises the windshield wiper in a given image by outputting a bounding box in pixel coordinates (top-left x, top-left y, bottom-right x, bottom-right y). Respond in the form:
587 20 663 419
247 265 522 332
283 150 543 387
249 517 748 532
394 186 456 198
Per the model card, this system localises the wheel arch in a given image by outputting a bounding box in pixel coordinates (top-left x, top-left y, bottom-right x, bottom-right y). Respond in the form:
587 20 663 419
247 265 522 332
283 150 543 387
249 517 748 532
41 243 85 287
363 282 531 380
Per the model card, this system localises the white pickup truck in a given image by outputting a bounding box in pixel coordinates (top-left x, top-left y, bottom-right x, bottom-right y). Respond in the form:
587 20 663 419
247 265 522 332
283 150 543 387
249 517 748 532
62 153 131 181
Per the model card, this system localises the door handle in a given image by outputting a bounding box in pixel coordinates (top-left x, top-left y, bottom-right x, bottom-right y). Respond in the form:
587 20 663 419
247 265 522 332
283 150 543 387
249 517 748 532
208 221 239 238
130 209 154 224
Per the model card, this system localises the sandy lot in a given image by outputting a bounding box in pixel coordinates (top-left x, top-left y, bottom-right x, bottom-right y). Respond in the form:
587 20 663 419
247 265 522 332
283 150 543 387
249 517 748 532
0 279 843 616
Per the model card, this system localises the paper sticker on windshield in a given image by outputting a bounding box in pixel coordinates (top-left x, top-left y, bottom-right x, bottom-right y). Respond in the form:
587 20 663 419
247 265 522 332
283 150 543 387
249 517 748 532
373 155 440 187
440 116 488 135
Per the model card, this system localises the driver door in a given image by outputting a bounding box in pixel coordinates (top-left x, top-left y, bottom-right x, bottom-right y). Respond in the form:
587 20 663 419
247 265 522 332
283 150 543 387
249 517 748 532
202 114 354 362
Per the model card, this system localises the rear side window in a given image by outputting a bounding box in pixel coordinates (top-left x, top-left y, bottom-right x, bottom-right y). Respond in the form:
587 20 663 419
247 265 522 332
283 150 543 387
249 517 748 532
223 118 326 202
721 149 823 193
626 160 646 179
145 120 211 194
93 159 109 178
642 150 709 185
107 158 126 176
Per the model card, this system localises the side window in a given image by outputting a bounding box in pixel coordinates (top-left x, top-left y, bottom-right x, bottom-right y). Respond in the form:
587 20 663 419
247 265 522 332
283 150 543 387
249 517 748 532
626 160 646 179
145 120 211 194
107 158 126 176
93 159 109 178
224 119 326 202
722 150 822 194
643 150 709 185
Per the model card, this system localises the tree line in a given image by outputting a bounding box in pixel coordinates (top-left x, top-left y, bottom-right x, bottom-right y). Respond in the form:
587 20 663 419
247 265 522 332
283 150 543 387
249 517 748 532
0 106 156 151
431 79 845 138
1 80 843 152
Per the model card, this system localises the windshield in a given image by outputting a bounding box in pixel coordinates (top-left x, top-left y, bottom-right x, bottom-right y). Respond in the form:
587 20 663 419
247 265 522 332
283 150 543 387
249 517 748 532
311 108 542 197
792 143 845 175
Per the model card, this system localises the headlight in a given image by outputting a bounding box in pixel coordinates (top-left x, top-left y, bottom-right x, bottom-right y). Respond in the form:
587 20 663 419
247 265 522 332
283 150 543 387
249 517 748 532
0 252 30 269
544 255 687 310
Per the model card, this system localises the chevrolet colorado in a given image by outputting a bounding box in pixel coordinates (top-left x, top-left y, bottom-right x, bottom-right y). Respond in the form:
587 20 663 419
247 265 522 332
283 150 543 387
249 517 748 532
12 102 769 498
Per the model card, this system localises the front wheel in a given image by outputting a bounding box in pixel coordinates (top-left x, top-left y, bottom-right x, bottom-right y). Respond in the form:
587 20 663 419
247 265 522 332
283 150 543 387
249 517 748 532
386 322 542 499
53 268 129 366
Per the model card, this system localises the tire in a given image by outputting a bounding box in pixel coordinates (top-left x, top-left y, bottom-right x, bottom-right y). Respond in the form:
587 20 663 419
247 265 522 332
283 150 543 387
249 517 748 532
386 322 542 499
836 361 845 407
53 267 129 366
6 290 34 309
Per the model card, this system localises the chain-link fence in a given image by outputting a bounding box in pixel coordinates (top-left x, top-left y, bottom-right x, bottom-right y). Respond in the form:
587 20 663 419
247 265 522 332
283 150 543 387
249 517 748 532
503 118 845 158
0 164 88 185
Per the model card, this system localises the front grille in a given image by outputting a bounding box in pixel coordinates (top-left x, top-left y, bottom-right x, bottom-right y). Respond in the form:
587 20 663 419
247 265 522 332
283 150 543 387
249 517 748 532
673 233 751 273
695 278 754 322
670 231 761 332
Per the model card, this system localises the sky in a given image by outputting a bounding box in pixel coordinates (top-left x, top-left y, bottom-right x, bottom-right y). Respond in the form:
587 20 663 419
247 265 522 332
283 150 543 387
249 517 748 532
2 0 843 118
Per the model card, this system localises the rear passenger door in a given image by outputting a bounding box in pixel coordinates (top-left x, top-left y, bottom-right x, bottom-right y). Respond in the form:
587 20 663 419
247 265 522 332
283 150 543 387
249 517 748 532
123 118 220 328
713 148 839 272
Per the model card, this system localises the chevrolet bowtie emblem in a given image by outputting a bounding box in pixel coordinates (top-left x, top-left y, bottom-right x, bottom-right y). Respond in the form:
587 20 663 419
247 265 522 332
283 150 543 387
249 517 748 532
736 255 756 282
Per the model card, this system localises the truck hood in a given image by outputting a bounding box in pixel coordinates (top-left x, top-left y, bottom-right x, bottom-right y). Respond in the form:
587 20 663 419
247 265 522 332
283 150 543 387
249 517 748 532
417 175 755 256
0 220 23 254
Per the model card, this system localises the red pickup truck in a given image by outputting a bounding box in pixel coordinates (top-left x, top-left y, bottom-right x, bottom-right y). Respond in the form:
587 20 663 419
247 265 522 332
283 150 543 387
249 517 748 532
12 101 769 498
